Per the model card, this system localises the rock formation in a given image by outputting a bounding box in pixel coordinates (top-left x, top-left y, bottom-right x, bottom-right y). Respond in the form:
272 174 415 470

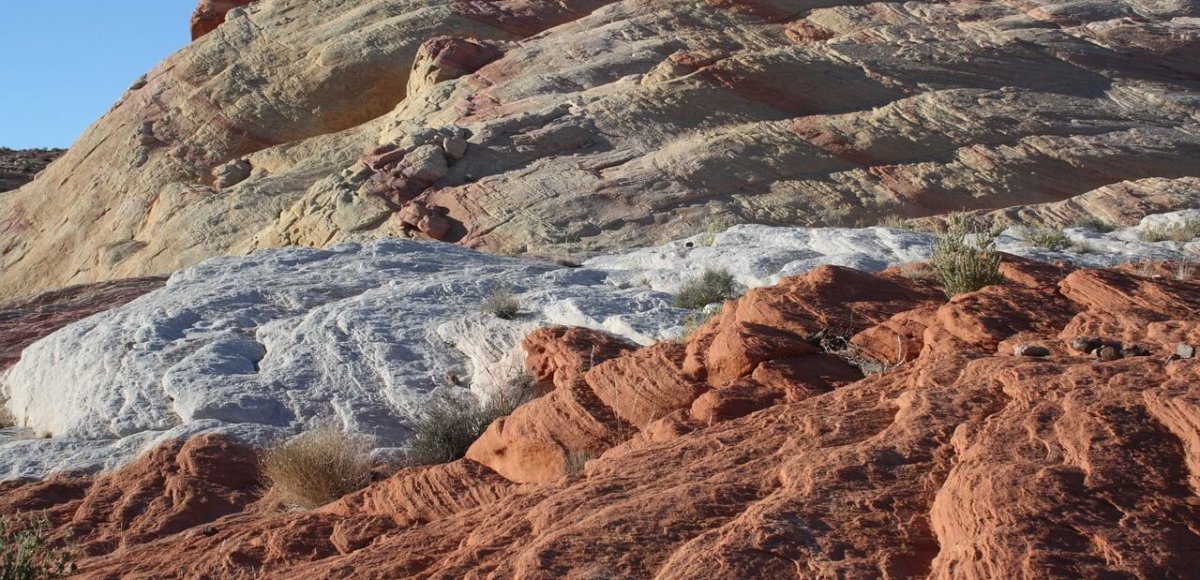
3 250 1198 577
1 0 1197 299
0 148 62 193
3 214 1196 479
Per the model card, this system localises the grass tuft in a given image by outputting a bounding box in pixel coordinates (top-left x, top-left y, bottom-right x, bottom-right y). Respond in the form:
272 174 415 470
407 378 539 466
1071 215 1118 233
673 269 739 310
1022 227 1070 251
261 426 373 510
481 286 520 320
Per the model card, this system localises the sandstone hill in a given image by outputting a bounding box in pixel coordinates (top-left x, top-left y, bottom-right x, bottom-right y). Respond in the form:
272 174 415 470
0 0 1197 299
3 251 1198 578
0 148 63 193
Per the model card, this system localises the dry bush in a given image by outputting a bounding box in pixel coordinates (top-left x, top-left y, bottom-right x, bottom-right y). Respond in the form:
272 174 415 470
1022 227 1069 251
1141 219 1200 243
674 269 738 310
930 216 1003 299
481 286 520 320
407 378 538 466
261 426 373 510
1071 215 1117 233
1177 257 1198 281
1 514 75 580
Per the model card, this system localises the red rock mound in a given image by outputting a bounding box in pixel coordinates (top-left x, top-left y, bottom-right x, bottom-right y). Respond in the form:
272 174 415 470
6 258 1200 578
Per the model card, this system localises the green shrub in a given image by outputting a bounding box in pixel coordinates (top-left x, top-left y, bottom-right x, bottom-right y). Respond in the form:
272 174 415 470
1071 215 1117 233
674 269 738 310
261 426 373 510
1141 219 1200 243
1 514 74 580
930 217 1003 299
1022 227 1069 251
407 378 538 466
481 286 520 320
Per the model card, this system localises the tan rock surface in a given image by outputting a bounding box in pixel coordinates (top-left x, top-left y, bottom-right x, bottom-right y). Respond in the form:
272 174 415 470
5 258 1199 577
3 0 1199 298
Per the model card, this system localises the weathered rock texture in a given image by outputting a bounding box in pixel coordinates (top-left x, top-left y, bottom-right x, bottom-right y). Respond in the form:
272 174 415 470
2 0 1198 298
189 0 256 40
5 257 1199 577
0 277 165 371
0 148 62 193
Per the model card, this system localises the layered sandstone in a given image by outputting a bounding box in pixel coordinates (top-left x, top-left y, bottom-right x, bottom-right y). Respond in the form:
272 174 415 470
1 0 1198 298
4 254 1198 577
0 148 62 193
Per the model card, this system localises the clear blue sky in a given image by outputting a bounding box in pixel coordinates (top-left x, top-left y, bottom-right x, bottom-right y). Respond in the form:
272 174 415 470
0 1 196 149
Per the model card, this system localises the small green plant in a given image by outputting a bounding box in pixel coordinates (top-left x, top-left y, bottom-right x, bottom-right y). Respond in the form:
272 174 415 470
1022 227 1070 251
0 514 75 580
1071 215 1117 233
929 216 1003 299
673 269 738 310
1141 219 1200 243
407 378 538 466
261 425 374 510
481 286 520 320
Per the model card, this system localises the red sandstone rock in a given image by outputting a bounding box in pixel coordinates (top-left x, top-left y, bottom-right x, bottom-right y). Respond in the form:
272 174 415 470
8 262 1200 578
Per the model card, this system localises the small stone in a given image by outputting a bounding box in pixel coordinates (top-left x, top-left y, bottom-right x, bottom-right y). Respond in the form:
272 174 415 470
1097 345 1123 361
212 159 252 189
1014 344 1051 357
1071 337 1103 354
442 136 469 160
1177 343 1195 359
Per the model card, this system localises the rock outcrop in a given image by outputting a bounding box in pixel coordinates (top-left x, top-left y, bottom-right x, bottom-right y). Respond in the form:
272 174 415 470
0 277 165 371
2 0 1198 299
0 148 62 193
189 0 255 40
4 251 1199 578
3 216 1196 479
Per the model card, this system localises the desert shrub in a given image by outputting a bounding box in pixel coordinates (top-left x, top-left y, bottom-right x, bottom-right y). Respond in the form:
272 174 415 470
898 262 932 280
261 425 373 510
1022 227 1070 251
407 378 538 466
0 514 74 580
481 286 520 320
0 406 14 430
930 217 1003 299
1071 215 1117 233
674 269 738 310
700 219 732 247
1141 219 1200 243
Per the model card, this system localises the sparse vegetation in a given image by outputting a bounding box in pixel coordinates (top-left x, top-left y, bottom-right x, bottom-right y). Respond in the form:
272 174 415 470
679 309 719 340
0 406 14 429
481 286 521 320
1022 227 1070 251
673 269 739 310
898 263 932 281
261 425 374 510
1071 240 1097 254
563 450 595 475
1071 215 1118 233
1177 257 1197 281
878 215 918 231
407 377 539 466
0 514 75 580
807 326 905 376
929 216 1003 299
700 219 732 247
1141 219 1200 243
1127 259 1162 278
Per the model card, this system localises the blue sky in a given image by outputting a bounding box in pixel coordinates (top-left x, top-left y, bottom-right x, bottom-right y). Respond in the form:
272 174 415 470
0 1 195 149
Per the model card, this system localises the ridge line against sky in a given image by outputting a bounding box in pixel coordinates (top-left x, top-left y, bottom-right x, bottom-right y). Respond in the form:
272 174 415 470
0 1 195 149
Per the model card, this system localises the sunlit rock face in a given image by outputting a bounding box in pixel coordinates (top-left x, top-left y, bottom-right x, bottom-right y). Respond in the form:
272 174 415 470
2 0 1197 299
